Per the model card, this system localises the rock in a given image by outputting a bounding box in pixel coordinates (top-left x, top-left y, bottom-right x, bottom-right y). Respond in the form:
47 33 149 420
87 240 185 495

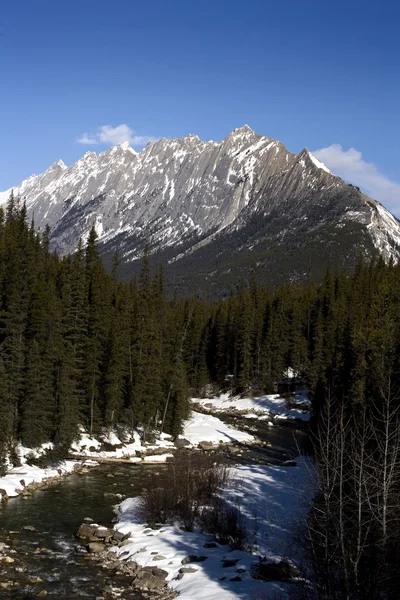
134 566 168 590
176 573 184 580
36 591 48 597
222 559 239 568
179 567 198 574
0 582 13 589
0 488 9 501
236 567 246 573
94 527 113 540
119 538 133 547
2 556 14 563
203 542 217 548
153 555 167 561
107 473 115 478
181 555 208 565
83 517 94 523
174 438 191 449
255 560 299 581
19 479 26 488
76 523 99 540
0 542 9 552
22 525 36 532
112 530 131 543
198 441 214 450
230 576 242 582
87 542 106 553
15 565 27 572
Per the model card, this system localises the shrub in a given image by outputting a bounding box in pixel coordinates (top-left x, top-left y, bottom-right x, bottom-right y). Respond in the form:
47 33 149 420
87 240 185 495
200 496 249 550
137 451 232 532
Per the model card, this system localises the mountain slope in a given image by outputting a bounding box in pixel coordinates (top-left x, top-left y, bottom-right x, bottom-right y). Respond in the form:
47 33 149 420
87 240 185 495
2 126 400 295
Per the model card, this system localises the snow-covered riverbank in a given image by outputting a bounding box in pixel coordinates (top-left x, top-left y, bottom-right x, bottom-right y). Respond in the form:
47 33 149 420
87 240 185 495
0 392 310 502
0 410 255 500
108 456 314 600
0 458 81 501
194 391 311 422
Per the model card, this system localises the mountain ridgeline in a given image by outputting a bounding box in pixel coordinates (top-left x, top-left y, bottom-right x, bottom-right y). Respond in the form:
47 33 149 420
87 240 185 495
2 126 400 296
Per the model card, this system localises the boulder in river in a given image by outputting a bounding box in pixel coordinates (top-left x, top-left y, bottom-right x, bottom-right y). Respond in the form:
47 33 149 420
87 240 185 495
76 523 99 540
87 541 106 553
94 527 113 541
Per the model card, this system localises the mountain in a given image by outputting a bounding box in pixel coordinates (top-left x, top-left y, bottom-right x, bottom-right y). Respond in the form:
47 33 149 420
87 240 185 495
2 126 400 295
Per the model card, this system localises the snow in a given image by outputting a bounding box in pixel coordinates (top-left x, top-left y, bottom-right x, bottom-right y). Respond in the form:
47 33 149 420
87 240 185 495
111 457 314 599
118 141 137 155
66 410 252 465
0 187 13 205
308 151 331 174
142 453 174 463
195 392 311 422
0 458 78 500
183 411 254 445
71 432 102 452
94 214 104 237
368 201 400 263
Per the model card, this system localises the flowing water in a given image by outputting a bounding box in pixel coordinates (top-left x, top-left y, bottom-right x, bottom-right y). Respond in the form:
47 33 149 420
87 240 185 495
0 422 308 599
0 464 149 599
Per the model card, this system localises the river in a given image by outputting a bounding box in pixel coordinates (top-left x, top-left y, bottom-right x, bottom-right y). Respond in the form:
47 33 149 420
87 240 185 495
0 421 308 599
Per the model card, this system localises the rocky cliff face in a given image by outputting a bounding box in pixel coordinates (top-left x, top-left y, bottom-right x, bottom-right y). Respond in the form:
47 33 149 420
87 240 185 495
2 126 400 295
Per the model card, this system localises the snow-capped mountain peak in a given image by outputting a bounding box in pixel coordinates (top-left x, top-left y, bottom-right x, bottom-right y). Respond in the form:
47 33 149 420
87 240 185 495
1 126 399 294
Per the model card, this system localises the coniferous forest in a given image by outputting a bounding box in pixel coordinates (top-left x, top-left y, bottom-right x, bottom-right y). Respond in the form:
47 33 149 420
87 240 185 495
1 195 400 597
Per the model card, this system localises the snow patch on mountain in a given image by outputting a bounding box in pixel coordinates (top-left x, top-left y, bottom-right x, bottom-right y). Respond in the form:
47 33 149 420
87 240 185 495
367 201 400 261
307 151 331 174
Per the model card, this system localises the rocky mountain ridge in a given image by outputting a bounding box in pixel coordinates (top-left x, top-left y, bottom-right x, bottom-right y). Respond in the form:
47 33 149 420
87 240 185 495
2 126 399 295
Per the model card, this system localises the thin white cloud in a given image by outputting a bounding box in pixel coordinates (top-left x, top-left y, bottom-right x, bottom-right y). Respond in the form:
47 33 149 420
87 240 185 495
77 133 98 145
313 144 400 216
77 124 156 147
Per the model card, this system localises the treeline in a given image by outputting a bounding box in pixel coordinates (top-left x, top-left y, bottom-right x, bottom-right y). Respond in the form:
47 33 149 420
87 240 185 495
0 195 193 466
1 195 400 593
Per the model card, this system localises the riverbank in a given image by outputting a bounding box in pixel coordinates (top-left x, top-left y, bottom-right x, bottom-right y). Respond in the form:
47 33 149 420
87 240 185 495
91 456 314 600
0 409 255 501
0 457 98 501
194 390 311 423
0 393 313 598
0 391 309 501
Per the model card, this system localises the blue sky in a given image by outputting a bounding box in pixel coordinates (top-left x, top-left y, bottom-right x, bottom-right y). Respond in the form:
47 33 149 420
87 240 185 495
1 0 399 213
